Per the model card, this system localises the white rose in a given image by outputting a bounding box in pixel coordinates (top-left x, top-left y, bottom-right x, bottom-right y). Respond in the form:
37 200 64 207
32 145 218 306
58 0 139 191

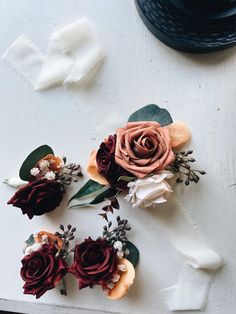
125 171 173 208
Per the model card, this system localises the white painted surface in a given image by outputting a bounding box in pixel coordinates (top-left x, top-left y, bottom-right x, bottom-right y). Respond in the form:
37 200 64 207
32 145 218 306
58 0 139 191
0 1 235 313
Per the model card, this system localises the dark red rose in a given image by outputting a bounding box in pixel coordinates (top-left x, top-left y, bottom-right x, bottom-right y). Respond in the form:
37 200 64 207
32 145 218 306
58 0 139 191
7 178 63 219
96 134 131 189
70 237 118 289
21 244 68 299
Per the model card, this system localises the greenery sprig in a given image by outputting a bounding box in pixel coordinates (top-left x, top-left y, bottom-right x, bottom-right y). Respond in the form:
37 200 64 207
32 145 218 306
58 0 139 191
99 195 120 221
103 216 131 247
56 163 82 186
55 224 76 259
171 150 206 185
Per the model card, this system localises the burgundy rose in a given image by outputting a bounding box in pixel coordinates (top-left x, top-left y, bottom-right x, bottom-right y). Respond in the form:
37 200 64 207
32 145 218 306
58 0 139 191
21 244 68 299
7 178 63 219
70 237 118 289
96 134 131 188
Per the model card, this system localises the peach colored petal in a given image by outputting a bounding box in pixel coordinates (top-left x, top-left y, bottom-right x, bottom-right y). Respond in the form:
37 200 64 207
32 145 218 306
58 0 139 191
167 122 191 150
37 154 63 171
87 150 109 185
107 258 135 300
35 231 63 248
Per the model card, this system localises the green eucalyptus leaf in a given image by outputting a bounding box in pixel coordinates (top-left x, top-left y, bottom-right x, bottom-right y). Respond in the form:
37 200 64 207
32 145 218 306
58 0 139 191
25 234 35 247
68 179 105 204
69 187 117 208
125 241 140 268
118 176 136 182
128 104 173 126
19 145 54 181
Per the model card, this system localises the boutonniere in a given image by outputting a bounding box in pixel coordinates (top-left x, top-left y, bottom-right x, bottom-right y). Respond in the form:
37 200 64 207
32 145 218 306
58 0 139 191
6 145 82 219
21 217 139 299
21 226 74 298
69 104 205 219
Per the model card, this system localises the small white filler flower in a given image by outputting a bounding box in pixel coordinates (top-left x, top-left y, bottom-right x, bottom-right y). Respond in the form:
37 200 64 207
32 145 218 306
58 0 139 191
113 240 123 251
39 159 50 171
44 171 56 180
30 167 40 176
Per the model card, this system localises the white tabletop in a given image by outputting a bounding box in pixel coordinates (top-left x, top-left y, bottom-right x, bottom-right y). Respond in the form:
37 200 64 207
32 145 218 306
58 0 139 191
0 1 236 314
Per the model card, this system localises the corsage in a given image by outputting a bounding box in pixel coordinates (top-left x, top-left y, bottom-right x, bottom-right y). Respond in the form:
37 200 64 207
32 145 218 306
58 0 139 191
21 217 139 299
6 145 82 219
69 104 205 217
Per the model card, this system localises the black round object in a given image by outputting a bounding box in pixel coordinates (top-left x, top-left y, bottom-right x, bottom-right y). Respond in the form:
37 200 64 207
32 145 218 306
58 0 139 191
135 0 236 53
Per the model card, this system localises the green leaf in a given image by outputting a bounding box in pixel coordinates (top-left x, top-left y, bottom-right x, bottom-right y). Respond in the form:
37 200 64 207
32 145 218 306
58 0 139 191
25 234 35 247
128 104 173 126
118 176 136 182
68 179 105 204
19 145 54 181
69 187 117 208
125 241 140 268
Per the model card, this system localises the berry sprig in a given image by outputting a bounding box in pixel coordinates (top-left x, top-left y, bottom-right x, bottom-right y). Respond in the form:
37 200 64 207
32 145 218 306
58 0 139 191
171 150 206 185
55 224 76 259
103 216 131 247
56 163 82 186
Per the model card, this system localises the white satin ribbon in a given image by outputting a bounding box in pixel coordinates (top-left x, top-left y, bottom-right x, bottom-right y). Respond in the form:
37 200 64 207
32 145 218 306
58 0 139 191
2 18 104 90
156 196 222 311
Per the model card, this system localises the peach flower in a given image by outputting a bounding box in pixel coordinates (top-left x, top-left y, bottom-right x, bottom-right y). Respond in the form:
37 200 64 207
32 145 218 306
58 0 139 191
115 121 175 178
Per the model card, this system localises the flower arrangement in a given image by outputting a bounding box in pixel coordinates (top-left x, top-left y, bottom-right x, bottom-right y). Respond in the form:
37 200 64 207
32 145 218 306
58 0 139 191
6 145 82 219
21 218 139 299
69 104 205 219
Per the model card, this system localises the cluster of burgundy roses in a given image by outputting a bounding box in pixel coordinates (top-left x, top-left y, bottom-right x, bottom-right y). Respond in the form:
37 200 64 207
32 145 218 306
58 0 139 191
21 219 137 299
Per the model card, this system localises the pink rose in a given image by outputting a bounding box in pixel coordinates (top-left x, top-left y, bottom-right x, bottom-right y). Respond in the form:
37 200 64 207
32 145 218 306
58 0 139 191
115 121 175 178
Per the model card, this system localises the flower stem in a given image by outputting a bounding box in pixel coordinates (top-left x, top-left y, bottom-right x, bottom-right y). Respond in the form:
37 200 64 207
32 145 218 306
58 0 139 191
59 277 67 296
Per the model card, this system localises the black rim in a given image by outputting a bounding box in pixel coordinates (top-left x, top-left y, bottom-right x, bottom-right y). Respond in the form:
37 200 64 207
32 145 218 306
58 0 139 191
135 0 236 53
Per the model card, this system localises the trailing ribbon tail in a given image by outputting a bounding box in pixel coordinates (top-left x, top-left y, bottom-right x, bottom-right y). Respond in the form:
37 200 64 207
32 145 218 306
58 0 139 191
2 34 44 87
2 18 104 90
157 195 222 311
